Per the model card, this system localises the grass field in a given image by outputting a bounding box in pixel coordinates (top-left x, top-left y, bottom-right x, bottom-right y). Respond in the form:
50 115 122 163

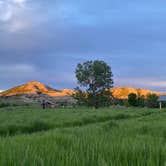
0 106 166 165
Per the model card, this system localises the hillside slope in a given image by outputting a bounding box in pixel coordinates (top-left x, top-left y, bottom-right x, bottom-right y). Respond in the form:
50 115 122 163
111 86 160 99
0 81 160 99
0 81 74 97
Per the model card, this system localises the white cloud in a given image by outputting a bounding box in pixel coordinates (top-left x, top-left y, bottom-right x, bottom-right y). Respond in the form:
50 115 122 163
8 18 28 32
0 0 31 32
0 7 12 21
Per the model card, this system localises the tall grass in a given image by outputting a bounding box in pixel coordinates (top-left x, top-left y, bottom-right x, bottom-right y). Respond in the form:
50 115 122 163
0 107 165 165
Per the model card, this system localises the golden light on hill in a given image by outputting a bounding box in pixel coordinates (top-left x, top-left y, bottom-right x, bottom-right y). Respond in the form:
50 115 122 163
0 81 161 99
111 87 160 99
0 81 75 97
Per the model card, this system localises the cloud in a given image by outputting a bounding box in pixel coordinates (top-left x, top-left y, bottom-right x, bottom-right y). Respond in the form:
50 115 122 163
137 80 166 89
1 0 166 91
0 0 33 32
13 0 26 5
115 77 166 90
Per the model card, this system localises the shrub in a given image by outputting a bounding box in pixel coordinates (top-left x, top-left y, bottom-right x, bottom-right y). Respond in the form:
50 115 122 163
0 103 11 108
128 93 138 106
145 94 159 108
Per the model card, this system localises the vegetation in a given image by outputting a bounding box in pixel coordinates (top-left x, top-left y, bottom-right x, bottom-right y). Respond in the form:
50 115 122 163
146 94 159 108
0 102 32 108
126 93 159 108
0 107 165 165
128 93 138 106
0 61 162 165
137 95 146 107
74 60 113 108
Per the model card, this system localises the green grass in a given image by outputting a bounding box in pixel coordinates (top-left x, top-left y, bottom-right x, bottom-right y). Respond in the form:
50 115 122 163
0 107 166 165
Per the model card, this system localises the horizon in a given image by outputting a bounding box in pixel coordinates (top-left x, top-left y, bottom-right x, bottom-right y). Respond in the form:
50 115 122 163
1 0 166 91
0 80 164 93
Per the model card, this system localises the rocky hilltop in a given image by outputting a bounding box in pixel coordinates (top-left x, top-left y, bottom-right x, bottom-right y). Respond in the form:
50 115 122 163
0 81 74 97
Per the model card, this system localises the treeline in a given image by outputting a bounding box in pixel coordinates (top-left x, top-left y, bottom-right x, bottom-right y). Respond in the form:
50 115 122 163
116 93 159 108
74 92 160 108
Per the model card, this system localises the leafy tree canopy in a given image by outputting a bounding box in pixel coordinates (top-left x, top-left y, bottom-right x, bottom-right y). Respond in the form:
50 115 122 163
75 60 114 108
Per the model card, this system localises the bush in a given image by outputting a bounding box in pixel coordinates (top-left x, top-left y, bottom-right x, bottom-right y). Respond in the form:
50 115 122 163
145 94 159 108
124 100 130 107
137 96 145 107
128 93 138 106
0 103 11 108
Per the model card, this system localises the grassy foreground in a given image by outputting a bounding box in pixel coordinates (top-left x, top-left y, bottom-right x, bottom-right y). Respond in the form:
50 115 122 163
0 107 166 165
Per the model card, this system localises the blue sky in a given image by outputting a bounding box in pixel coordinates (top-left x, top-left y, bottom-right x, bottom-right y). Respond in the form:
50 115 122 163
0 0 166 91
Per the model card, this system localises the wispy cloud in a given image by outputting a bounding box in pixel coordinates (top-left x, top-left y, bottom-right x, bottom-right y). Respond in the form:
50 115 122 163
0 64 36 74
0 0 32 32
115 77 166 90
13 0 26 6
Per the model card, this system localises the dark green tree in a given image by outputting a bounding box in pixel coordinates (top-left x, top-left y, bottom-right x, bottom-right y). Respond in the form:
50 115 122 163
128 93 137 106
145 94 159 108
75 60 113 108
137 95 145 107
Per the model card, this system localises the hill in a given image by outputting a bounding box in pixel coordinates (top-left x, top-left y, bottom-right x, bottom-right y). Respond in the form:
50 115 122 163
111 86 160 99
0 81 74 97
0 81 160 100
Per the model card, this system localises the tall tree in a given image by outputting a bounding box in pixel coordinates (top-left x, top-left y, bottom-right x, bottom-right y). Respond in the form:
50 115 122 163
75 60 113 108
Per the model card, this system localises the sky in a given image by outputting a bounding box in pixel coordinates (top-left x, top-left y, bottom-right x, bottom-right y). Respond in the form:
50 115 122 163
0 0 166 91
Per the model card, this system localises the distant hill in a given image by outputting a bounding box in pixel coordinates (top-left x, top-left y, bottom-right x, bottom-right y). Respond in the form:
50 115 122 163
111 86 160 99
0 81 74 97
0 81 160 100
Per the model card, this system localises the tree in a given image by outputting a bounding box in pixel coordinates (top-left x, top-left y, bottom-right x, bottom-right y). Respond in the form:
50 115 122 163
145 94 158 108
75 60 113 108
137 95 145 107
128 93 137 106
73 87 87 106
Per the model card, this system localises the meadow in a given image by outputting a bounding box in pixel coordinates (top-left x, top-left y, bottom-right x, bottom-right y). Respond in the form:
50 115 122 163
0 106 166 165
